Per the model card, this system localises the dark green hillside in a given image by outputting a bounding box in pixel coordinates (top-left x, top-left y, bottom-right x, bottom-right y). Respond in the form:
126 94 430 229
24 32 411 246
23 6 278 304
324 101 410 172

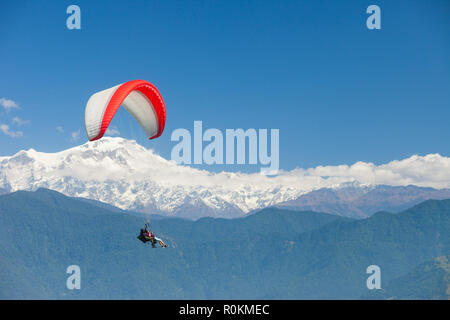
0 189 448 299
363 255 450 299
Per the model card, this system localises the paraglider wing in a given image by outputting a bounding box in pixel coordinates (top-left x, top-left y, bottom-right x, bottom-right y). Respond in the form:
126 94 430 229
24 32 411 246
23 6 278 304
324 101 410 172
84 80 166 141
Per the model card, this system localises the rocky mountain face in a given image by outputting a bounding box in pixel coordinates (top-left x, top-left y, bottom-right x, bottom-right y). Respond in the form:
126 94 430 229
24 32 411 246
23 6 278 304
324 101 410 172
275 184 450 218
0 138 303 219
1 137 449 219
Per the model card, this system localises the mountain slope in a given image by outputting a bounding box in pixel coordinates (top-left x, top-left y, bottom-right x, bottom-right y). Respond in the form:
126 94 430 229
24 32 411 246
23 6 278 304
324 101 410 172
269 200 450 298
276 184 450 218
0 189 343 299
363 255 450 299
0 189 449 299
0 187 8 195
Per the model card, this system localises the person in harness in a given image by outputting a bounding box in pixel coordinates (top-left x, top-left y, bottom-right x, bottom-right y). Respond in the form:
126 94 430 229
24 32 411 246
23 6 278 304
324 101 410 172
137 224 167 248
154 235 168 248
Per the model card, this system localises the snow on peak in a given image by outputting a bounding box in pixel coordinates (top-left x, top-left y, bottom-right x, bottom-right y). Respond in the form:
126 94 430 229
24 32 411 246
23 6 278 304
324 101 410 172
1 137 450 218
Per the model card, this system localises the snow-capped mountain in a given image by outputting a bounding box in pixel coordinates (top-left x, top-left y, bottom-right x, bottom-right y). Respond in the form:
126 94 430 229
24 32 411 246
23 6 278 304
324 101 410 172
1 137 450 219
0 138 305 218
275 184 450 218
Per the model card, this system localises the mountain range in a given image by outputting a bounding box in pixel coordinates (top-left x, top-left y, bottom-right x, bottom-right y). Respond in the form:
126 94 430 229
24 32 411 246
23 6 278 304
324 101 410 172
0 189 448 299
1 137 450 219
275 184 450 218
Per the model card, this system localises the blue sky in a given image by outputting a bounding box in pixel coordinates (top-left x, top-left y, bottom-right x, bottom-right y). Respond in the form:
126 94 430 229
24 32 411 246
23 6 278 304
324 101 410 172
1 0 449 172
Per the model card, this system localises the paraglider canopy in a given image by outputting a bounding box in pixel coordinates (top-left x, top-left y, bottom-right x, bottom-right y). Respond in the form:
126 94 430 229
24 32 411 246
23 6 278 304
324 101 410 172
84 80 166 141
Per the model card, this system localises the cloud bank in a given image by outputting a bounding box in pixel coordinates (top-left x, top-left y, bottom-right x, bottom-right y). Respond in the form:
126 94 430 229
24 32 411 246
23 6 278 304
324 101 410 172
276 153 450 190
27 138 450 190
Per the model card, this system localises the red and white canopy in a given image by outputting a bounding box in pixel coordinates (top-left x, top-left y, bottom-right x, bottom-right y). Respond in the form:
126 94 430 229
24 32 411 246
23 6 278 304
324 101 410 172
84 80 166 141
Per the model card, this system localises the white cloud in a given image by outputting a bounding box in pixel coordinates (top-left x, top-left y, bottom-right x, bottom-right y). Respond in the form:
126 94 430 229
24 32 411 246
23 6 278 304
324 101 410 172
70 129 81 142
56 126 64 133
11 117 30 126
0 123 23 138
274 154 450 190
0 98 20 112
105 126 120 136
